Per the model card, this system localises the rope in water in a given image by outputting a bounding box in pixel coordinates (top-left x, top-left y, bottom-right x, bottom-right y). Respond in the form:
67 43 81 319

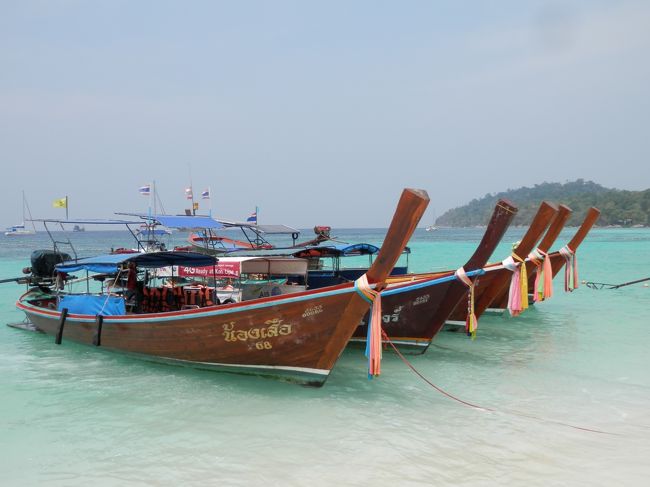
381 329 617 435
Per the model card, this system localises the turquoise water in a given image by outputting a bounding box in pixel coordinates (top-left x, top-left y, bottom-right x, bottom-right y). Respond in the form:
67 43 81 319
1 228 649 486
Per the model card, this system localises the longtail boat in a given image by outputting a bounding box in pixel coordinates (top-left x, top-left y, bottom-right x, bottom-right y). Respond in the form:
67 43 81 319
445 201 559 326
187 223 334 255
349 199 518 352
14 188 429 386
489 204 573 310
488 206 600 312
114 211 329 255
547 207 600 288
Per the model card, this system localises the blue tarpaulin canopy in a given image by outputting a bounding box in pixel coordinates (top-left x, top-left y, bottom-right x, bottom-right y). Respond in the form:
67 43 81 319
56 251 218 274
58 295 126 316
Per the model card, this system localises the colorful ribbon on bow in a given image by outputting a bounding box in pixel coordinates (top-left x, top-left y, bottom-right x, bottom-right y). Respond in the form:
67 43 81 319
455 267 478 338
528 248 553 302
502 253 528 317
559 245 579 292
355 274 383 378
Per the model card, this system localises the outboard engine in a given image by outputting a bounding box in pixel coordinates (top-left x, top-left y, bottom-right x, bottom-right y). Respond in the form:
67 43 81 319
30 250 71 280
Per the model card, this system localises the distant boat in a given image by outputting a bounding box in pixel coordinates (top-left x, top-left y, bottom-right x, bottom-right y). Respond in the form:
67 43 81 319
135 223 172 237
73 225 85 232
5 191 36 237
4 223 35 237
425 211 437 232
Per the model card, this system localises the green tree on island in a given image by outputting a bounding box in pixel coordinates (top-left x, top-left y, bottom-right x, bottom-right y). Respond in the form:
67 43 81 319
437 180 649 227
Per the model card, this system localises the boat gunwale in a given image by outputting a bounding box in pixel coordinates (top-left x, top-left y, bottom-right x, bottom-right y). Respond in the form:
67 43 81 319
16 266 480 323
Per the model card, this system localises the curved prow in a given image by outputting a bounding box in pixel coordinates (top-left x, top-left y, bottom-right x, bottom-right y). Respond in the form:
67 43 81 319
463 199 518 270
426 199 518 338
512 201 559 259
537 204 572 252
316 188 429 371
551 207 600 278
365 188 430 285
472 200 558 315
567 207 601 250
492 203 572 309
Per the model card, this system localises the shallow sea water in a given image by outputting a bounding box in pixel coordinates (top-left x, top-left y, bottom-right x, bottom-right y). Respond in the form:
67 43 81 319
0 227 649 486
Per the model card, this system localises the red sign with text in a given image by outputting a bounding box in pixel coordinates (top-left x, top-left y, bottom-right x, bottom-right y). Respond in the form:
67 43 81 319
176 262 241 278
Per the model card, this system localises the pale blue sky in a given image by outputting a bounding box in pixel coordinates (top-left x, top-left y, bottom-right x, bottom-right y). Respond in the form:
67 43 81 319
1 0 649 228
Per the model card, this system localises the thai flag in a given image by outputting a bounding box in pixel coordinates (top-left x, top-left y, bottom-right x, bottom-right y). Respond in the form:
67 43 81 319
185 187 193 200
246 211 257 223
201 189 210 199
139 185 151 196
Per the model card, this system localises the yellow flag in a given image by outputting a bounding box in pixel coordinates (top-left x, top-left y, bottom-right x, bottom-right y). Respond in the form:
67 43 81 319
52 197 67 208
193 202 199 210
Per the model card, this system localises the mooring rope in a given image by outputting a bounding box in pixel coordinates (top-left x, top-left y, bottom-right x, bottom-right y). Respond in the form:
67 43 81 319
585 277 650 289
382 329 617 435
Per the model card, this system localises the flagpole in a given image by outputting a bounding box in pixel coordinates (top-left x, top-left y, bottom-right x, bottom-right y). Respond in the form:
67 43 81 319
256 205 259 225
209 186 212 217
152 180 156 217
188 164 196 215
66 196 69 220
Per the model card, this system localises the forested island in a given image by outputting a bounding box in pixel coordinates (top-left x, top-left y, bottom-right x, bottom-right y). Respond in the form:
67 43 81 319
437 180 650 227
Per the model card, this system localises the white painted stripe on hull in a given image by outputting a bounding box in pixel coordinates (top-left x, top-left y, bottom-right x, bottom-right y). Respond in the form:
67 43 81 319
143 354 329 376
17 285 357 324
106 350 332 384
444 320 465 326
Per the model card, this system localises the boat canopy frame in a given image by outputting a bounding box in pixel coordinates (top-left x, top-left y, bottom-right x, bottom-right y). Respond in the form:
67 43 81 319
56 251 218 274
31 217 161 257
291 243 411 272
118 212 300 253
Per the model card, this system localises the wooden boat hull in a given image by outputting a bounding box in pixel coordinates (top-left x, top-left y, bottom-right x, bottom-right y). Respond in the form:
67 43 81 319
351 199 518 352
490 204 573 310
14 188 432 386
446 201 559 324
487 206 600 313
18 285 364 386
445 265 502 322
351 271 459 351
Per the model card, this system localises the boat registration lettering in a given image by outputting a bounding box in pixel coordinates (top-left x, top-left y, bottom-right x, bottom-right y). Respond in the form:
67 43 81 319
382 305 403 323
413 294 430 306
302 305 323 318
222 318 293 350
